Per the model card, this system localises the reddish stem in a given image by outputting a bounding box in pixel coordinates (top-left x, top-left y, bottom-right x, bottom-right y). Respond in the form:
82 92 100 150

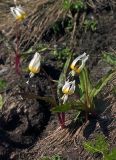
42 69 65 128
61 112 65 128
15 54 21 75
58 113 65 129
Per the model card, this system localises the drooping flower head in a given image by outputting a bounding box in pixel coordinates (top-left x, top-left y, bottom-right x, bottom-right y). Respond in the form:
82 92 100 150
62 80 75 104
10 6 26 21
70 52 89 74
62 80 75 95
28 52 41 78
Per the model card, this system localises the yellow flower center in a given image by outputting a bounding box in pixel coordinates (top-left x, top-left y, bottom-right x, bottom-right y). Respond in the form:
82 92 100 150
29 66 40 74
70 64 81 74
63 88 70 94
63 87 74 95
16 13 26 21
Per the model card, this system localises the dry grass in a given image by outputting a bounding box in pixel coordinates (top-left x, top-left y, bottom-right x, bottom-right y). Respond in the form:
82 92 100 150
0 0 48 30
0 0 68 50
18 0 67 50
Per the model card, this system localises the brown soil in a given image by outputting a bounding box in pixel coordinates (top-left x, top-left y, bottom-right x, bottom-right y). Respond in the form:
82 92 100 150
0 0 116 160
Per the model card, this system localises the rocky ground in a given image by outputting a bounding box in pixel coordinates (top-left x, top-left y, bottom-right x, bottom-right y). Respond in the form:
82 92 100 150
0 0 116 160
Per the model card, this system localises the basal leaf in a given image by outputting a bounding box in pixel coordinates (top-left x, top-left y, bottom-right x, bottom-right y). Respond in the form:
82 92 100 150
52 100 83 113
90 70 116 98
52 103 72 112
79 67 92 94
79 67 93 108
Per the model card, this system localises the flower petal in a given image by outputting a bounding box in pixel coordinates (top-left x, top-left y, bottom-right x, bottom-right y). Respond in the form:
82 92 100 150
62 80 75 95
28 52 41 76
71 52 87 68
70 52 89 73
10 6 26 21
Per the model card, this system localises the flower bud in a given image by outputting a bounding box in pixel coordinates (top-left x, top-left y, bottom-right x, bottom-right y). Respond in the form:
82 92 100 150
28 52 41 78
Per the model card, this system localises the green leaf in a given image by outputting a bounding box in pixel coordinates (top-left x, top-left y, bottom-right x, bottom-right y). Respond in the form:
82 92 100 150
0 79 7 91
79 67 92 94
83 19 97 31
62 0 71 10
22 48 33 56
52 100 83 113
105 148 116 160
84 141 99 154
0 94 3 109
84 134 109 156
79 67 93 109
52 103 72 112
57 53 72 102
94 135 109 154
102 52 116 66
73 0 84 10
90 70 116 98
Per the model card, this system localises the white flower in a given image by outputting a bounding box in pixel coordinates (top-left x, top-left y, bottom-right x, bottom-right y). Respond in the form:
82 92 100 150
61 80 75 104
70 52 89 74
28 52 41 78
10 6 26 21
62 80 75 95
